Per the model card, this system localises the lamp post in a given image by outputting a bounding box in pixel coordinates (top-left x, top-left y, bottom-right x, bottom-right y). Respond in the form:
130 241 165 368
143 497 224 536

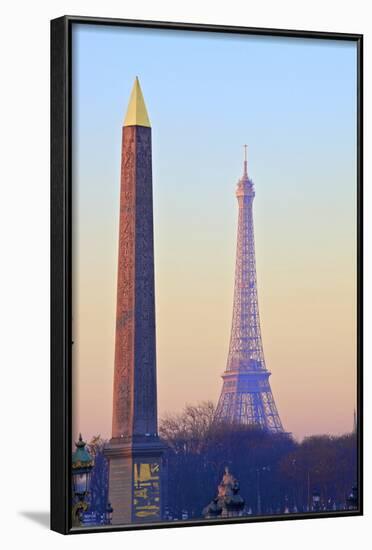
312 490 321 512
71 434 94 527
346 485 358 510
255 466 270 515
105 502 114 525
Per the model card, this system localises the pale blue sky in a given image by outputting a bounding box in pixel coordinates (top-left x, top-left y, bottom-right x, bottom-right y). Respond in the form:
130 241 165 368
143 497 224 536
72 23 357 440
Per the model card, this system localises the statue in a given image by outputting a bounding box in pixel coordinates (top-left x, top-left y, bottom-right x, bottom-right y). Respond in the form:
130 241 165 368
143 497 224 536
203 467 245 519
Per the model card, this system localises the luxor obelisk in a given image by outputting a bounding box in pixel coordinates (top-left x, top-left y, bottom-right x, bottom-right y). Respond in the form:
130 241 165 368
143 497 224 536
105 78 165 525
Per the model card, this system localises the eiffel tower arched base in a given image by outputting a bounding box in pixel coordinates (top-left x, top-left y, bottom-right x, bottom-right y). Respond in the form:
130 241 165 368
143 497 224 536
215 371 284 433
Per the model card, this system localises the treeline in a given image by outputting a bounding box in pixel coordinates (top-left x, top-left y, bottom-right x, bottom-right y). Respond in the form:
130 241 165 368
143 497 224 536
87 402 357 519
159 402 357 519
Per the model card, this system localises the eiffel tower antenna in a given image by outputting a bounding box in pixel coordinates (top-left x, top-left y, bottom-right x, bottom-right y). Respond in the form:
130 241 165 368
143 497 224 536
215 147 284 432
243 144 248 177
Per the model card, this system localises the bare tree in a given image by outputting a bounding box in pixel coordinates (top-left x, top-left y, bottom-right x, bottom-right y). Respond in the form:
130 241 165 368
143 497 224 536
160 401 215 454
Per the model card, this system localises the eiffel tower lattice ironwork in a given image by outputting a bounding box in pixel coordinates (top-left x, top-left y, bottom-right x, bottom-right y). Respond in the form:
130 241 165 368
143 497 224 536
215 146 284 432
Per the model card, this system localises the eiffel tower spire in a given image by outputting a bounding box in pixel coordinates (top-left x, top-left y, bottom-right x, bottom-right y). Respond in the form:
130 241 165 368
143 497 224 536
215 148 284 432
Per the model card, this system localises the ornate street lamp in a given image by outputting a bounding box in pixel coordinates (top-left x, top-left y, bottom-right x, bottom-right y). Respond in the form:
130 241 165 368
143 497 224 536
105 502 114 525
71 434 94 526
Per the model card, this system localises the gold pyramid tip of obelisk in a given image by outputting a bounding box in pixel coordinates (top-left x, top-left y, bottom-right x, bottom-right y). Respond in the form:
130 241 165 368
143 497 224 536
123 76 151 128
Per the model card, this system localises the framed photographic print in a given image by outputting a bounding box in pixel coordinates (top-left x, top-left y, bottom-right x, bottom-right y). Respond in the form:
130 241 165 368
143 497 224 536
51 15 363 534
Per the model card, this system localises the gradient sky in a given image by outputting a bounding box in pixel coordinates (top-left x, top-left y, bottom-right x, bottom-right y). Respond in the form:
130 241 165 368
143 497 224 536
71 23 357 442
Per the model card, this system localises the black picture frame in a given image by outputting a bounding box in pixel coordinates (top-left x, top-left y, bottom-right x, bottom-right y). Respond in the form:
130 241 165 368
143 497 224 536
51 15 363 535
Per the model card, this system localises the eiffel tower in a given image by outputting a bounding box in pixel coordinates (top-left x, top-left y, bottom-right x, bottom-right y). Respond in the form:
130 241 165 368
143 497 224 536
215 146 284 432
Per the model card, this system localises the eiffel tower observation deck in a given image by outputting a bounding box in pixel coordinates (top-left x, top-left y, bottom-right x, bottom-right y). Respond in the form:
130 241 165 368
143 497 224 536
215 146 284 433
